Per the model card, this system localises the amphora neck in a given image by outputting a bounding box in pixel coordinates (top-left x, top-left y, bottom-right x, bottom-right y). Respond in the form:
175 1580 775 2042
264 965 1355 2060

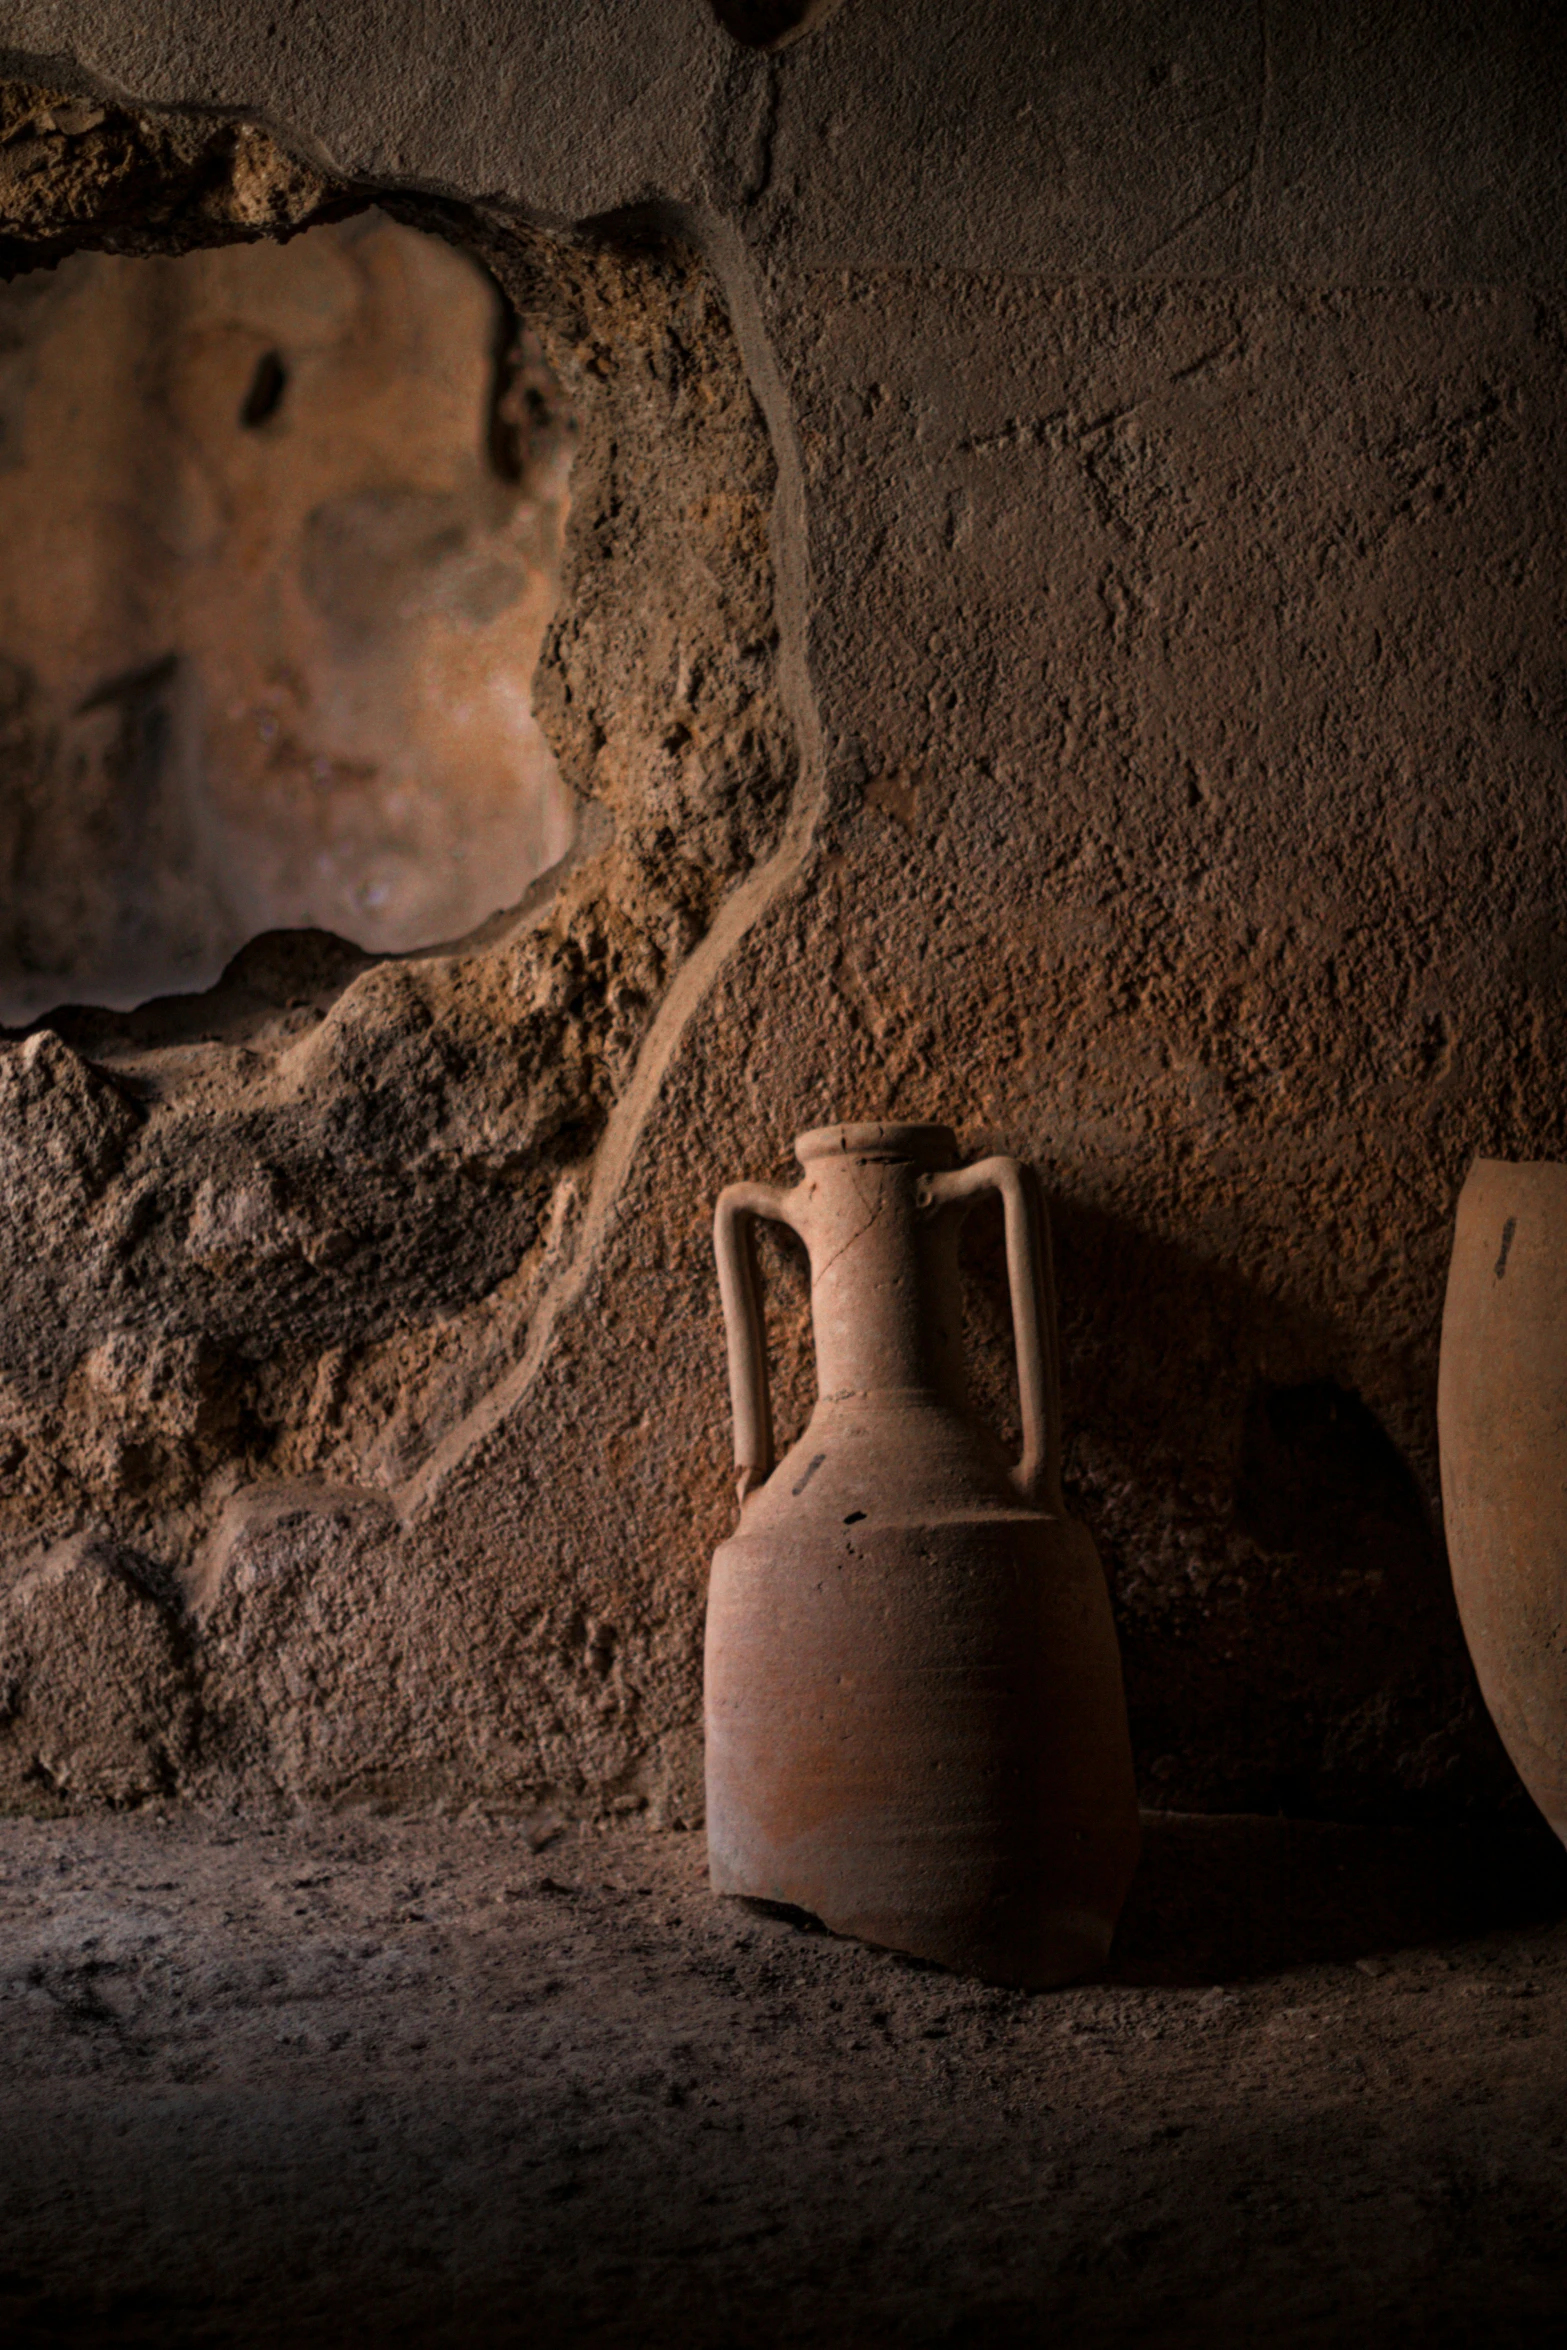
792 1124 966 1404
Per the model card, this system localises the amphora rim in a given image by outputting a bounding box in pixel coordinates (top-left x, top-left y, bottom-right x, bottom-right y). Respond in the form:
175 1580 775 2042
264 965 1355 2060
794 1121 959 1168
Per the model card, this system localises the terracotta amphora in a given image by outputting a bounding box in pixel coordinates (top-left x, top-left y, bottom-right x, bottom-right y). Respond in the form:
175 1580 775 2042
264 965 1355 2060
1440 1158 1567 1844
704 1121 1140 1988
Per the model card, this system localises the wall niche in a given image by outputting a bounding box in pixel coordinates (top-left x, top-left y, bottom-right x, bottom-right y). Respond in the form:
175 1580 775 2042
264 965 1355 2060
0 209 575 1025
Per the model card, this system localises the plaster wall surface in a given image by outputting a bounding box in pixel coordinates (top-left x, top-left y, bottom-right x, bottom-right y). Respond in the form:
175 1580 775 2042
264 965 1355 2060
0 0 1564 1828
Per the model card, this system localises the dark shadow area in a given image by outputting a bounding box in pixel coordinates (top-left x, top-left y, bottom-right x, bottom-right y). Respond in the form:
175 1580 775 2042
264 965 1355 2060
737 1894 829 1932
22 926 374 1057
4 1814 1567 2350
237 346 287 429
1109 1809 1567 1985
728 1811 1567 1988
1038 1197 1521 1825
710 0 843 51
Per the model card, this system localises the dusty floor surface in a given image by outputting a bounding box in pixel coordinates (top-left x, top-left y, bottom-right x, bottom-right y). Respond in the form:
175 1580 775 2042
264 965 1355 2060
1 1809 1564 2349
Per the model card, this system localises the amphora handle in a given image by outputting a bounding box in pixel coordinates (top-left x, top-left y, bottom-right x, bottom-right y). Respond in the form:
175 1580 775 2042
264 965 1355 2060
714 1181 797 1511
925 1157 1065 1512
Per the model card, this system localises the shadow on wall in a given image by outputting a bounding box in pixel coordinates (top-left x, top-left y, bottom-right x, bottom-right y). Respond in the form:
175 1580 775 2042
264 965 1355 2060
709 1 849 51
866 1189 1517 1827
1050 1202 1524 1826
1110 1810 1567 1984
0 209 576 1025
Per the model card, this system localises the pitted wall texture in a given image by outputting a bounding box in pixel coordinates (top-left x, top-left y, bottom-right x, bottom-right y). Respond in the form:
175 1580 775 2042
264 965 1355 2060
0 1 1564 1825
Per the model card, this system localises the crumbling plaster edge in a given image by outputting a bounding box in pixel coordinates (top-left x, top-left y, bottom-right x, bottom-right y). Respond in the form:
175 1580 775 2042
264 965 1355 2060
398 201 828 1523
0 39 829 1550
0 44 344 180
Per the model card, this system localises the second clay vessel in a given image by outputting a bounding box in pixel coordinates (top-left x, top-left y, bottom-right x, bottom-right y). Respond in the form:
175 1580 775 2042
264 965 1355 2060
704 1121 1140 1989
1440 1158 1567 1848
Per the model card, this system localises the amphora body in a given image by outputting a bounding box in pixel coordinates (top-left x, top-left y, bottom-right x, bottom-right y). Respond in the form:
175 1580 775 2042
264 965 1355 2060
704 1122 1139 1988
1440 1158 1567 1844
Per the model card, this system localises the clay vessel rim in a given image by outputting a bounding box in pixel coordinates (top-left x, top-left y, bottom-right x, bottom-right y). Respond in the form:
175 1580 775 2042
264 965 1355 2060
794 1121 959 1167
718 1507 1057 1538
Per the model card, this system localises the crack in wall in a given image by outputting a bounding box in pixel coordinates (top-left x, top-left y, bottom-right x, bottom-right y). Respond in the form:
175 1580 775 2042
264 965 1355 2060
402 202 827 1520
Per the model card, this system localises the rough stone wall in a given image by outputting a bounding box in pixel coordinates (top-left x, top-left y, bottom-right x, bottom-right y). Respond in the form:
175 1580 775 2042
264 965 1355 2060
0 75 796 1815
0 79 344 263
0 3 1562 1829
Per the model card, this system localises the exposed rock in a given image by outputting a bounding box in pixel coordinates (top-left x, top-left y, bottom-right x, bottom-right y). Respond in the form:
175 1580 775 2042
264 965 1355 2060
0 1530 191 1806
0 94 795 1672
184 1482 402 1801
0 81 347 273
0 1028 138 1202
180 1475 695 1820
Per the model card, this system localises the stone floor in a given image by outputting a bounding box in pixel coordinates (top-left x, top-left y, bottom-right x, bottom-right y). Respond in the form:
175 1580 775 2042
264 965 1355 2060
1 1808 1564 2348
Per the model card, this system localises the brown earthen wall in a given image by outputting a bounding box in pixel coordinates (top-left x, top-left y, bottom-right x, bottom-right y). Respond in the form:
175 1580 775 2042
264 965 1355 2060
0 1 1563 1828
